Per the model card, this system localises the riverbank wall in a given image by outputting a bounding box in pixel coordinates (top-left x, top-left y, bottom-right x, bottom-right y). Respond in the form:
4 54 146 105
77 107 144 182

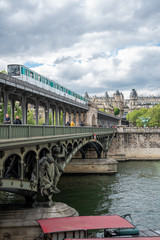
108 127 160 161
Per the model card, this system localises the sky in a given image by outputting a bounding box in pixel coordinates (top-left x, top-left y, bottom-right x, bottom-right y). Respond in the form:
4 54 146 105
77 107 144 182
0 0 160 99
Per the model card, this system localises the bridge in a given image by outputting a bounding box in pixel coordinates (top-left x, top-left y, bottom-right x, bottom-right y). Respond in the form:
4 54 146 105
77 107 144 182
0 124 117 206
0 72 119 205
0 72 120 127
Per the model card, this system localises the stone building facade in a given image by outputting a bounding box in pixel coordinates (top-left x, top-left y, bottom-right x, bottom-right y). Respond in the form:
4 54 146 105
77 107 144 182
86 90 124 117
85 89 160 119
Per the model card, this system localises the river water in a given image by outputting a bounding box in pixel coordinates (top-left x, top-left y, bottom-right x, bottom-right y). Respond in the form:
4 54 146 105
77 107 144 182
1 161 160 230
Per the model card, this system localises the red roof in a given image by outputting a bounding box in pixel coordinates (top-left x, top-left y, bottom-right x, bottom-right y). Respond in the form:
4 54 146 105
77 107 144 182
37 215 135 234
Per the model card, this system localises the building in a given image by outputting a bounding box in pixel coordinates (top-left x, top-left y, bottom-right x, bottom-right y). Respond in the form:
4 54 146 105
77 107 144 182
85 89 160 120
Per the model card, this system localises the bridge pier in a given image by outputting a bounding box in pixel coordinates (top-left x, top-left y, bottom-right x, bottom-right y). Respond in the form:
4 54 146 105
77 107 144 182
64 158 118 174
0 203 78 240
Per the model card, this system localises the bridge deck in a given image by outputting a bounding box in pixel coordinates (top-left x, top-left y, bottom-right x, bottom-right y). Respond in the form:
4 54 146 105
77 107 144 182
0 131 116 150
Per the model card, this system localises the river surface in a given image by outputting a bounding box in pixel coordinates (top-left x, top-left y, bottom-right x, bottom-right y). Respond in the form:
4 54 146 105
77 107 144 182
1 161 160 230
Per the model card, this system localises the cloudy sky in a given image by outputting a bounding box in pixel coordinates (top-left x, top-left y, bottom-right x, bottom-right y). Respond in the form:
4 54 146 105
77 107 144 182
0 0 160 98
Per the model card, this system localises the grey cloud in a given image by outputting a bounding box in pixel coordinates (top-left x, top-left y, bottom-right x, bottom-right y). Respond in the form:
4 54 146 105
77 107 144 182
0 0 160 97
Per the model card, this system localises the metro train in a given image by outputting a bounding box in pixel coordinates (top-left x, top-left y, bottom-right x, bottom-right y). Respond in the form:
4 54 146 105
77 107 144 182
7 64 89 105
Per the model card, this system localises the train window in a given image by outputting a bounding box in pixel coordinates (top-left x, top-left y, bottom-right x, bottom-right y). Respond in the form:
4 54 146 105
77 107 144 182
46 79 49 84
50 81 53 87
30 72 34 78
38 75 41 82
8 65 20 76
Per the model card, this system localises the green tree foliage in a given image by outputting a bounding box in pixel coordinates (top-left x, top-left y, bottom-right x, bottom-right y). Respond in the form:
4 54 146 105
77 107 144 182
27 110 36 125
126 104 160 127
0 69 7 74
114 107 120 116
99 108 109 114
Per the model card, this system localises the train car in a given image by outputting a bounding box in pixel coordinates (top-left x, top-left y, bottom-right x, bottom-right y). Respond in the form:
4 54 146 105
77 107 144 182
7 64 89 105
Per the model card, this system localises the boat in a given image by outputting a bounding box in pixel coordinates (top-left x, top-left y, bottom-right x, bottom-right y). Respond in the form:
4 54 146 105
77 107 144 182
37 215 160 240
37 215 139 240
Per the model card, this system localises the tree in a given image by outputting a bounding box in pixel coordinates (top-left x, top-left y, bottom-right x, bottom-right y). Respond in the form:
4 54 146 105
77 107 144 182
126 104 160 127
99 108 109 114
27 110 36 125
0 69 7 74
114 107 120 116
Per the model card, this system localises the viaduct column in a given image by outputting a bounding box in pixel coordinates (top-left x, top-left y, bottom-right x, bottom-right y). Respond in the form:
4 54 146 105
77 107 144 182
55 105 59 126
21 95 27 124
10 99 15 124
45 102 50 125
51 108 55 125
3 90 8 120
63 110 66 125
35 100 39 125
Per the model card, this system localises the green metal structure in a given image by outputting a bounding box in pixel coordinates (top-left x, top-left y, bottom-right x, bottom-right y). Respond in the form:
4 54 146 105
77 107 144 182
0 125 117 206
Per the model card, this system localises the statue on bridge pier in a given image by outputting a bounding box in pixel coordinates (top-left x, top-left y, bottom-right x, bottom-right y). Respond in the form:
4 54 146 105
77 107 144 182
30 146 66 207
138 117 151 128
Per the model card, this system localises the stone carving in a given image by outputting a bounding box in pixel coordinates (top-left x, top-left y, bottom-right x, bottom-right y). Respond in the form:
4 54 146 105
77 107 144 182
30 145 66 206
138 117 151 127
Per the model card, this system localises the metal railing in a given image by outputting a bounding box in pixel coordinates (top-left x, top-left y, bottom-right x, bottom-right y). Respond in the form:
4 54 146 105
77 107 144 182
0 125 117 139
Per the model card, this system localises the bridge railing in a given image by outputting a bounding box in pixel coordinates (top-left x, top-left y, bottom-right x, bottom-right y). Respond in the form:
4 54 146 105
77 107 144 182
0 125 117 139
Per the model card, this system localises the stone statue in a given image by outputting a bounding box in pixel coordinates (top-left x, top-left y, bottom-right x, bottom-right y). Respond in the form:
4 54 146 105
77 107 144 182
138 117 151 127
38 155 65 206
30 144 67 206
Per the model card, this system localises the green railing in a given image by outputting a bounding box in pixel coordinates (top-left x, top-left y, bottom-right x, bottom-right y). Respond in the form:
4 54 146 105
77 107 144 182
0 125 117 139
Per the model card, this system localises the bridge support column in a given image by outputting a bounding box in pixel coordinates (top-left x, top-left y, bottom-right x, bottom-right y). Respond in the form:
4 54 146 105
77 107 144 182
55 106 59 126
63 111 66 126
10 99 15 124
3 90 9 120
51 108 55 125
83 112 86 125
21 95 27 124
59 109 62 126
20 157 24 180
74 114 76 126
45 102 50 125
35 101 39 125
69 112 71 123
79 112 81 125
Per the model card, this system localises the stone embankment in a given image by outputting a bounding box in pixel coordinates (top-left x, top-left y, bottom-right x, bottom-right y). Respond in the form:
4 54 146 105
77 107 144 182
108 127 160 161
